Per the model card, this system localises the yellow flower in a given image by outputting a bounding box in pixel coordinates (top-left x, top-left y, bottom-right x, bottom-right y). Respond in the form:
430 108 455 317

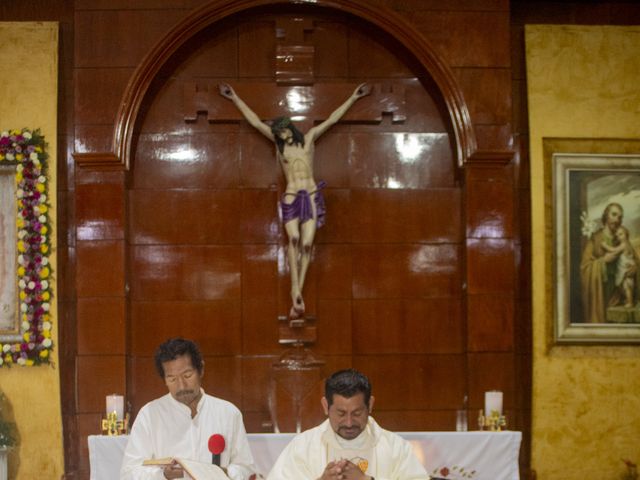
26 359 34 366
22 313 27 322
0 153 4 161
40 244 49 254
23 332 31 342
43 314 50 322
41 225 48 234
40 267 50 278
4 354 12 363
17 266 25 276
11 129 20 135
36 183 45 193
16 218 24 228
39 350 49 359
17 240 25 252
39 205 48 214
19 291 26 301
35 146 42 153
15 153 24 161
15 172 22 182
42 292 50 301
43 330 51 339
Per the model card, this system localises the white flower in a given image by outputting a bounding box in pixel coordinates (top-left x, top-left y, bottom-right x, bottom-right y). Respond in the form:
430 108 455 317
39 194 47 203
23 131 32 139
18 254 25 264
42 280 49 289
39 215 47 223
18 230 27 239
2 344 10 353
42 257 49 266
38 175 46 183
40 235 47 243
16 164 23 172
42 321 52 330
1 131 8 137
0 358 3 366
30 152 38 161
43 303 50 311
33 159 41 167
16 189 24 198
42 339 52 348
18 280 26 289
6 153 14 161
22 321 30 330
17 357 25 366
20 303 27 312
28 281 36 290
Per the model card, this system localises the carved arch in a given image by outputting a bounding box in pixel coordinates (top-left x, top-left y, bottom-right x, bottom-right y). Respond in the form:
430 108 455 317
102 0 477 170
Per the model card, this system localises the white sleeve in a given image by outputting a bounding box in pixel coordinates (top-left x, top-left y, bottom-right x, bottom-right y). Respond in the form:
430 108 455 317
266 437 317 480
387 438 430 480
119 409 166 480
226 410 258 480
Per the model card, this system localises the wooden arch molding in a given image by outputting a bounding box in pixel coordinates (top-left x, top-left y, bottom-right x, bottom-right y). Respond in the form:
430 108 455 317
75 0 478 170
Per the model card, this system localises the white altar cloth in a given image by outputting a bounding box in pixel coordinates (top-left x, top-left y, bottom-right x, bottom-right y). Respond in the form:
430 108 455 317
89 431 521 480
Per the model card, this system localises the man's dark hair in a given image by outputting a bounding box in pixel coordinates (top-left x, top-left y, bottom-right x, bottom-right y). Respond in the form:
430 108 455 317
602 202 623 225
154 337 204 378
324 369 371 408
270 116 304 154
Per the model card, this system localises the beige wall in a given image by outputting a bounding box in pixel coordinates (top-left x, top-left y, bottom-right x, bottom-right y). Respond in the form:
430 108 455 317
527 25 640 479
0 22 63 479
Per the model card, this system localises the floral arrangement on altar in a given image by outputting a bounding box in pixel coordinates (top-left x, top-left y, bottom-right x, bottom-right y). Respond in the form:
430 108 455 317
0 393 15 448
0 128 53 367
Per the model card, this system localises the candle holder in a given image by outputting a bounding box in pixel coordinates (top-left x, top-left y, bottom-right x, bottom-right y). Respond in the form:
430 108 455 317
101 411 130 436
477 409 507 431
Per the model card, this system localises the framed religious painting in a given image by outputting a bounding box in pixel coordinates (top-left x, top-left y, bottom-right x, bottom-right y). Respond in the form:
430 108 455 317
0 129 54 366
553 153 640 343
0 164 19 339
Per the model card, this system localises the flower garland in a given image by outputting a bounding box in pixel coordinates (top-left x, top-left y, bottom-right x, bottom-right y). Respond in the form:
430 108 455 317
0 128 53 366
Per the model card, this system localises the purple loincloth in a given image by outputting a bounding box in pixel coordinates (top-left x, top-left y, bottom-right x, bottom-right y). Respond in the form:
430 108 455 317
280 181 326 227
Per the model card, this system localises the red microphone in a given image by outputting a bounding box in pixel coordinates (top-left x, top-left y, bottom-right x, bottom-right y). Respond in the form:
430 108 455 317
208 434 225 466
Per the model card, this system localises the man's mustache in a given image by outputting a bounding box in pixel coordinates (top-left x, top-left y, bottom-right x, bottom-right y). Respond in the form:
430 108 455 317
177 389 194 397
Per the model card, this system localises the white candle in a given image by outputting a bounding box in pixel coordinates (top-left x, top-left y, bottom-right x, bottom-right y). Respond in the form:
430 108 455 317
484 391 503 416
106 394 124 420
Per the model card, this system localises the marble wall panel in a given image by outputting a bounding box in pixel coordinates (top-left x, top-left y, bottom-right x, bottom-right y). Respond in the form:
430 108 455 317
77 297 126 355
353 298 464 354
354 355 466 410
352 244 462 298
129 245 243 300
130 300 242 355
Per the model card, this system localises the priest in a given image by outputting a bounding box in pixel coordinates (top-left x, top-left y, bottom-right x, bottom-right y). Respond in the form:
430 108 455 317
267 369 429 480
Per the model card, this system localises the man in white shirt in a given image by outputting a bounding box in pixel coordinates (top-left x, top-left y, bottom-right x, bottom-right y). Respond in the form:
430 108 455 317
267 369 428 480
120 337 257 480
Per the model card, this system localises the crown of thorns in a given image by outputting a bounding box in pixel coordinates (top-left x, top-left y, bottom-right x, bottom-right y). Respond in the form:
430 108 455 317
270 116 293 131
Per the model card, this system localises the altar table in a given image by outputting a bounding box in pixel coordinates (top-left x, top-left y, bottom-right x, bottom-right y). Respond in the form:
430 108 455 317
89 431 521 480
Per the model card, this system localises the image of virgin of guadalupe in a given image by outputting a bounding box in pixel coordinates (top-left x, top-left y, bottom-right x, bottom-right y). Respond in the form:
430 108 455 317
0 168 17 332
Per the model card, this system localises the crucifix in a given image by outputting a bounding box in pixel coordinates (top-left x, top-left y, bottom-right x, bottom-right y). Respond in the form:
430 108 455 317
219 82 370 319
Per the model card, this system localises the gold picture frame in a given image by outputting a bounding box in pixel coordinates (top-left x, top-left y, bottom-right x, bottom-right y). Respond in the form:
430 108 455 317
0 165 19 339
0 129 54 366
553 152 640 343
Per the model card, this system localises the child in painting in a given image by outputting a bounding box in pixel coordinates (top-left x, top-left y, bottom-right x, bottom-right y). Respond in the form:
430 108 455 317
602 226 637 308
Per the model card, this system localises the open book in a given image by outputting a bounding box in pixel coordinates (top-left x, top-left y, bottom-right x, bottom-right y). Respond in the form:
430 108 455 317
143 458 230 480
